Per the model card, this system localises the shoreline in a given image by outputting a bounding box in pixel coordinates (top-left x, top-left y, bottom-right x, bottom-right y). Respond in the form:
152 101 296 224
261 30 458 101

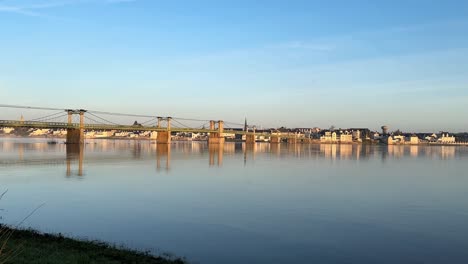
0 225 186 264
0 135 467 146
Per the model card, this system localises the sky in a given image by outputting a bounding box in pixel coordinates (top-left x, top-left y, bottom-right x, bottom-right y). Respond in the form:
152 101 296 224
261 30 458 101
0 0 467 132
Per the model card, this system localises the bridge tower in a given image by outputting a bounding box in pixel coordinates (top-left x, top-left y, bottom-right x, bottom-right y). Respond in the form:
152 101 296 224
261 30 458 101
156 117 172 144
66 109 86 144
270 130 281 144
208 120 225 144
245 126 256 144
287 132 298 144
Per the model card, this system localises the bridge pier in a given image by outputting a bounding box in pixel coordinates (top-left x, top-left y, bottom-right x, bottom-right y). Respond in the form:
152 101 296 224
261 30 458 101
287 137 297 144
157 117 172 144
66 110 86 144
270 135 281 144
245 134 256 144
208 120 225 145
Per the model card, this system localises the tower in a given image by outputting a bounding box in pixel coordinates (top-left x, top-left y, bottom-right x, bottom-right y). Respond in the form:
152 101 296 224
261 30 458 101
244 118 248 131
381 125 389 135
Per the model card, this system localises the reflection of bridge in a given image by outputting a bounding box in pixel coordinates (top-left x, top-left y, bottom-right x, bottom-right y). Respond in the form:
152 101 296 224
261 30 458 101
0 143 223 176
0 105 301 144
1 141 464 177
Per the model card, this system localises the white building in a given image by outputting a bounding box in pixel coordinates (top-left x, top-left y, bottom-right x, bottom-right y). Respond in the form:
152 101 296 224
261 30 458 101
409 135 419 144
340 131 353 143
321 131 339 142
29 129 51 136
1 127 14 134
438 133 455 143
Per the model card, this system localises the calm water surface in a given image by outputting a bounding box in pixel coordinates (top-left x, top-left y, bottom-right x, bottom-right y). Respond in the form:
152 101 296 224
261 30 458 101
1 138 468 264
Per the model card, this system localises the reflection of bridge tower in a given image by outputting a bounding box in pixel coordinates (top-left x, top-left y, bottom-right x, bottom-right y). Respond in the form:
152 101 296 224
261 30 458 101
209 143 224 166
18 144 24 160
243 142 256 165
208 120 225 145
287 133 297 144
156 144 171 171
440 146 455 159
66 109 86 144
132 142 142 159
271 142 281 156
66 144 84 176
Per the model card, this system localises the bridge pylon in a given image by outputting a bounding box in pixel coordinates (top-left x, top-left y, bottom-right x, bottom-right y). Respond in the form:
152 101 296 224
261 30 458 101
156 117 172 144
208 120 225 144
245 126 256 144
270 133 281 144
287 132 298 144
66 109 86 144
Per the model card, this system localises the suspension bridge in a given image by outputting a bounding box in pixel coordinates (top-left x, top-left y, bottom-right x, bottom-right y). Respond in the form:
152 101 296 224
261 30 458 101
0 104 303 144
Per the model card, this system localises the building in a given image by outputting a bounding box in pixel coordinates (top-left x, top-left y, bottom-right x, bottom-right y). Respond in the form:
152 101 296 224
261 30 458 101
29 129 51 136
409 135 419 144
340 131 353 143
320 131 337 142
1 127 14 134
438 133 455 143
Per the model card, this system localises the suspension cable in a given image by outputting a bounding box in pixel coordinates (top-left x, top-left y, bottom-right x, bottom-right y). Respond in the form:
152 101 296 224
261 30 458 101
87 112 120 125
0 104 65 111
29 111 65 121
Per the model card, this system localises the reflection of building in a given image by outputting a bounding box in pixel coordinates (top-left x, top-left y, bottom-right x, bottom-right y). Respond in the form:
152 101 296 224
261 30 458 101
340 144 352 159
410 146 419 157
440 146 455 159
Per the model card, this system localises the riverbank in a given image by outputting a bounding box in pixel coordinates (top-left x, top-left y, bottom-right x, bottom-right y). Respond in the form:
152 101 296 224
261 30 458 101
0 225 186 264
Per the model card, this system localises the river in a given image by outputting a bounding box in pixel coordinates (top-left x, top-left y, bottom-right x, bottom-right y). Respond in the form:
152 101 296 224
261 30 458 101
1 138 468 264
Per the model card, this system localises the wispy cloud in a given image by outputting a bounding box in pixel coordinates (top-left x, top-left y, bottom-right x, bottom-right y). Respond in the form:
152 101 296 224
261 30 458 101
0 0 136 17
0 0 75 17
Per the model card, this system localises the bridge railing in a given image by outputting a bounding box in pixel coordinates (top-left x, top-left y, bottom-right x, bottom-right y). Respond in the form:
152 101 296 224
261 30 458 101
0 120 220 133
0 120 79 129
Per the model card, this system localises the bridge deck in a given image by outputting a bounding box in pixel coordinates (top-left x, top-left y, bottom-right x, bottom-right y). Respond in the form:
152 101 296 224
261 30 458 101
0 120 297 137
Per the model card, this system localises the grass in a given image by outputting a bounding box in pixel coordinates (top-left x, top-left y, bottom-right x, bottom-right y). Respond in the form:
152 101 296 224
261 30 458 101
0 225 186 264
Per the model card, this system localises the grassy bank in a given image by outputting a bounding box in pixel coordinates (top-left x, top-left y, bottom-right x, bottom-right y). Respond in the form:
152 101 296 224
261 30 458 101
0 225 186 264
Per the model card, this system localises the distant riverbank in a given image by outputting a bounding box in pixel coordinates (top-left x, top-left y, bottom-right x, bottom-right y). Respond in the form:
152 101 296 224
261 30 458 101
0 225 186 264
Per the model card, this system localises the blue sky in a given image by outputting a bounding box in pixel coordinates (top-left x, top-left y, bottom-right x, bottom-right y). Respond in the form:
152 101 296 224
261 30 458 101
1 0 467 132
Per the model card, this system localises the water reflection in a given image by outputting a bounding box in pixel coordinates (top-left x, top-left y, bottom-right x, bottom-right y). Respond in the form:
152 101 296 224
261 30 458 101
156 144 171 171
1 139 467 175
66 144 84 176
208 143 223 167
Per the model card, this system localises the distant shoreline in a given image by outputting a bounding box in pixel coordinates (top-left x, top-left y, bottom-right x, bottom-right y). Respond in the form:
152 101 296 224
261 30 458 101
0 135 466 146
